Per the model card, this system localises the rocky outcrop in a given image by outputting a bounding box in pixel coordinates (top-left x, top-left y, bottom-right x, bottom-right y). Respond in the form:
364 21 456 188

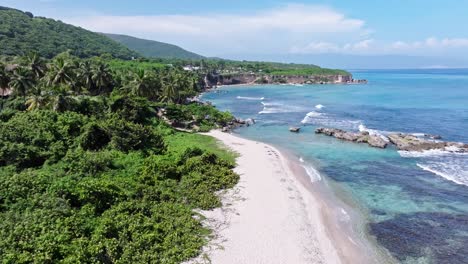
289 127 301 133
204 73 355 87
315 127 468 152
387 133 468 152
221 118 256 133
315 128 388 148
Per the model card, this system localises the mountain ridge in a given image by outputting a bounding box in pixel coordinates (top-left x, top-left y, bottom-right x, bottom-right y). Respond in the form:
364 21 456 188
0 6 138 59
104 33 205 60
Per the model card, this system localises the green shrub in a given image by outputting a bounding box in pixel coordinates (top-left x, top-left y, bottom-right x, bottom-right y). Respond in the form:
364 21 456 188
79 122 111 151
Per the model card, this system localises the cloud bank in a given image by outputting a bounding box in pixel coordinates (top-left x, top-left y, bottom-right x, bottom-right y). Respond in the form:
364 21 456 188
63 4 368 56
59 3 468 59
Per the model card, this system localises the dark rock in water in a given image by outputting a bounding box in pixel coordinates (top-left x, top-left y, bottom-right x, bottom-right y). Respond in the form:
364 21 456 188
315 127 388 148
388 133 468 152
366 135 388 148
289 127 301 133
245 118 256 126
427 134 442 140
315 127 468 152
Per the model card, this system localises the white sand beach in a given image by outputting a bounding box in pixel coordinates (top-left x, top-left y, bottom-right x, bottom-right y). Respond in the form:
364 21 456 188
189 130 379 264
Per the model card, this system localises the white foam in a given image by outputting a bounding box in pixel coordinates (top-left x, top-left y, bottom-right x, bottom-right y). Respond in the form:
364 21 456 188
315 104 325 110
259 102 307 114
299 157 305 163
417 162 468 186
301 111 323 124
399 148 468 158
301 164 322 182
339 208 351 222
398 148 468 186
358 124 390 142
301 112 361 130
237 96 264 101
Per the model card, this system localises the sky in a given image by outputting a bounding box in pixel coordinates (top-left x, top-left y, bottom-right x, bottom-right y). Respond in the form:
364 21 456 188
2 0 468 68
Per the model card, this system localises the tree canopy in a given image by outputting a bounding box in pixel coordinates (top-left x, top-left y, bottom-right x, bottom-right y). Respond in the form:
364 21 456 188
0 7 139 59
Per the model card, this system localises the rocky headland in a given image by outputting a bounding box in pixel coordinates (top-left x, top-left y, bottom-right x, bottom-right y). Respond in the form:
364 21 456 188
204 73 366 87
315 127 468 153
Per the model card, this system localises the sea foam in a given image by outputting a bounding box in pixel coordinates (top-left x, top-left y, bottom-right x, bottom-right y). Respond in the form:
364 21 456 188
399 149 468 186
237 96 265 101
259 102 307 114
315 104 325 110
301 164 322 182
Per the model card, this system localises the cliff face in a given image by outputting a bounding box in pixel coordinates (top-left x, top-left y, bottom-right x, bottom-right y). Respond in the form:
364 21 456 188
205 73 353 87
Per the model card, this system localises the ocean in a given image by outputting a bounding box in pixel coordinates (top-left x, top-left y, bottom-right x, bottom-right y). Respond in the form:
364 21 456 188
202 69 468 264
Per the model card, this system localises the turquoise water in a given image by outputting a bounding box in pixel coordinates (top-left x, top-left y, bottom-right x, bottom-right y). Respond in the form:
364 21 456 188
202 69 468 264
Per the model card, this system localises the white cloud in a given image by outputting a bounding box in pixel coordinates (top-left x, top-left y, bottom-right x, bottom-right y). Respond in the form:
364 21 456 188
291 39 375 54
391 37 468 51
65 4 365 35
61 4 368 56
56 4 468 58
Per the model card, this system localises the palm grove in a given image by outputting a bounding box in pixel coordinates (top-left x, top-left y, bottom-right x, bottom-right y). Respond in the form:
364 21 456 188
0 52 239 263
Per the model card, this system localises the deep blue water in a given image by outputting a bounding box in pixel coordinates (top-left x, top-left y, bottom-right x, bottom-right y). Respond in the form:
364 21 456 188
202 69 468 264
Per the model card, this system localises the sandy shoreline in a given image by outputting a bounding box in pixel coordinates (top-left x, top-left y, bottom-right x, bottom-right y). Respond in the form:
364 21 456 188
188 130 384 264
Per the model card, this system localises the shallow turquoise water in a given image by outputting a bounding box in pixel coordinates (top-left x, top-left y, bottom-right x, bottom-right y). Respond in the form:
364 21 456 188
202 69 468 264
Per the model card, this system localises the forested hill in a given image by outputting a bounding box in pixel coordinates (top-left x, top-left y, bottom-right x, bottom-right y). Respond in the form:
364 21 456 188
0 6 139 59
105 33 205 60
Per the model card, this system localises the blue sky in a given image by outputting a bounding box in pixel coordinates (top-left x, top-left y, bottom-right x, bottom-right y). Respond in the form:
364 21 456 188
2 0 468 68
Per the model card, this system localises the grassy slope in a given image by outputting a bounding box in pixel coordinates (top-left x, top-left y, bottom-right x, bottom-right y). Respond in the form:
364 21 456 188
0 6 138 59
166 132 237 164
105 33 205 60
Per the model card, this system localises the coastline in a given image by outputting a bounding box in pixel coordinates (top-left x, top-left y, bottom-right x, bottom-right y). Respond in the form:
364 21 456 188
190 130 388 264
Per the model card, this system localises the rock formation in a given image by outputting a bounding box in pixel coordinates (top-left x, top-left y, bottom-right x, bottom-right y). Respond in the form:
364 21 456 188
204 73 355 88
387 133 468 152
315 127 468 152
315 128 388 148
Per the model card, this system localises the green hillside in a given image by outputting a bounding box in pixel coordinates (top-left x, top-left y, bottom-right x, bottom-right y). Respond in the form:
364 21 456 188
105 33 204 60
0 6 138 59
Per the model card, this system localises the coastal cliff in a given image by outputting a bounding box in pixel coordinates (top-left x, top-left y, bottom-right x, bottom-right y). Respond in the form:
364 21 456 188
204 73 360 87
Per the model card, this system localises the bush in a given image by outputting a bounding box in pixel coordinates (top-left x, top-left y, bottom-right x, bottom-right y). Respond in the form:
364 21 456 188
105 115 166 153
110 96 156 124
79 122 111 151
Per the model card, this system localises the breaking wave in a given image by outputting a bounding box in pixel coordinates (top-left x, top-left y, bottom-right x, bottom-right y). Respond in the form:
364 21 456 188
399 150 468 186
358 124 391 142
301 111 362 130
315 104 325 110
302 164 322 182
259 102 307 114
237 96 265 101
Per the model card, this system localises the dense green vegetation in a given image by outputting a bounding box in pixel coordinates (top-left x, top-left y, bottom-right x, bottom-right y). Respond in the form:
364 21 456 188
151 58 351 76
0 51 239 263
105 33 205 60
0 7 138 59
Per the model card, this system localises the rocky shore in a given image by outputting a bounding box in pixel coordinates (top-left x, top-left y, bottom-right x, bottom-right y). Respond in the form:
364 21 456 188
315 127 468 153
315 128 388 148
204 73 364 87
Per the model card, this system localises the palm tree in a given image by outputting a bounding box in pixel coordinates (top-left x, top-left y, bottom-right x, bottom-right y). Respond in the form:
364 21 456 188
77 61 95 93
126 69 159 98
0 63 10 109
9 67 35 99
91 63 113 94
48 85 75 112
25 85 49 111
46 57 73 86
160 71 181 103
23 52 46 79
